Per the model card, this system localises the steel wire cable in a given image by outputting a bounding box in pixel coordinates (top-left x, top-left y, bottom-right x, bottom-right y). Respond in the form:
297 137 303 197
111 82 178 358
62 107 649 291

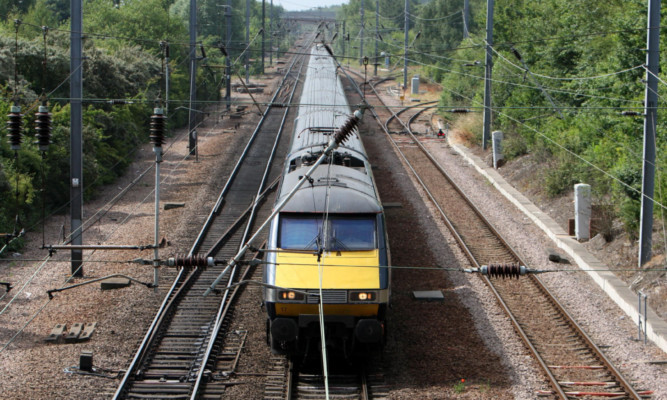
490 45 645 81
400 54 644 105
377 37 645 98
643 65 667 90
377 11 405 20
14 20 650 56
0 103 225 349
489 54 665 175
425 61 667 213
407 9 461 22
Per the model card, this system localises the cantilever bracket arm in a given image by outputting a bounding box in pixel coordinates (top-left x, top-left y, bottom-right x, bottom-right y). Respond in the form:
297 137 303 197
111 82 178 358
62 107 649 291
47 274 154 299
234 70 265 115
44 244 156 257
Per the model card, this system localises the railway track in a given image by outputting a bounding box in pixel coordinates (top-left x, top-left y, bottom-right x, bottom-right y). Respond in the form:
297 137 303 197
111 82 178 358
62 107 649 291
263 357 389 400
349 75 650 399
113 38 313 400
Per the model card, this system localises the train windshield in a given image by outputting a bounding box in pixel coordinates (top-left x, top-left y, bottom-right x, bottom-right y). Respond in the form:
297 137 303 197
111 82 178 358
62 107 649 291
279 214 376 251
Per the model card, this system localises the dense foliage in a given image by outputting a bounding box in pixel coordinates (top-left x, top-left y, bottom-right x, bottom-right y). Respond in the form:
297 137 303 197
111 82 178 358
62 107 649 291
4 0 662 244
337 0 665 239
0 0 286 246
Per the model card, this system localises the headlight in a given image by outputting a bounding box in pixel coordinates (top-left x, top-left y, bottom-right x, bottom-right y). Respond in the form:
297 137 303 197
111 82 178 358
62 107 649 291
278 290 305 301
349 291 376 301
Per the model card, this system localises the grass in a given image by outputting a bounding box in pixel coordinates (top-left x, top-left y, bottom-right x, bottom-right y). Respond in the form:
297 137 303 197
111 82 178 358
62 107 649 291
453 378 466 394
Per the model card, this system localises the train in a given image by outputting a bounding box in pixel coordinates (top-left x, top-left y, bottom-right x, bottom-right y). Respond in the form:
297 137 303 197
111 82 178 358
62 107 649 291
263 44 390 356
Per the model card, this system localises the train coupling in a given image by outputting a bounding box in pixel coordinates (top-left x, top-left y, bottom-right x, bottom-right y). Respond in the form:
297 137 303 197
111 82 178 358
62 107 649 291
464 263 545 279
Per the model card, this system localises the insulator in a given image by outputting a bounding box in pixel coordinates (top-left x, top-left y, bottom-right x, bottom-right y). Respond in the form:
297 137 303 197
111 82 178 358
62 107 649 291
34 105 52 151
6 106 23 150
167 254 214 268
333 109 364 145
150 108 167 147
482 263 527 279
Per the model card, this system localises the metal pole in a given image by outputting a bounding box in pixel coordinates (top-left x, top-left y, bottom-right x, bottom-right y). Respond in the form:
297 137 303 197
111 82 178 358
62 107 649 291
165 44 170 115
269 0 273 65
154 137 162 291
342 20 346 62
360 0 364 65
70 0 83 277
639 0 661 267
226 0 232 110
374 0 379 76
188 0 197 155
403 0 409 90
262 0 265 74
463 0 470 38
482 0 494 150
245 0 250 83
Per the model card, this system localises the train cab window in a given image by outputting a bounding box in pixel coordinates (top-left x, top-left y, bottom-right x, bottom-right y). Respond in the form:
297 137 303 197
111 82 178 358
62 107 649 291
279 215 376 251
279 216 323 250
328 217 376 250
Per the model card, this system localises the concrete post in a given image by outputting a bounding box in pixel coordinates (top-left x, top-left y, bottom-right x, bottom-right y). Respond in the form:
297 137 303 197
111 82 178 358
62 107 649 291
492 130 503 169
574 183 591 241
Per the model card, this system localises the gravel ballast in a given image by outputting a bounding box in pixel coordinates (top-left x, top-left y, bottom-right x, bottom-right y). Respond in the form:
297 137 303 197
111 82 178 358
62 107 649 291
1 69 665 399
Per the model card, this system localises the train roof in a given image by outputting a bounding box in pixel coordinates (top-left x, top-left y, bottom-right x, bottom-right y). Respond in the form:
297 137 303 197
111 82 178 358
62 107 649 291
279 165 381 213
277 44 381 214
288 44 367 162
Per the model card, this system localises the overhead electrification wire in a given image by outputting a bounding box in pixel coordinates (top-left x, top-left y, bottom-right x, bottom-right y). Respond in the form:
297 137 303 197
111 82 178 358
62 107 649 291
401 55 643 105
377 11 405 20
490 45 645 81
407 9 461 22
0 112 226 351
643 65 667 89
432 67 667 213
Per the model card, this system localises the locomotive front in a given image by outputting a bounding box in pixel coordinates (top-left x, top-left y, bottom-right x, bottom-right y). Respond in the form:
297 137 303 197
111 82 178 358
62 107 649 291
264 44 390 355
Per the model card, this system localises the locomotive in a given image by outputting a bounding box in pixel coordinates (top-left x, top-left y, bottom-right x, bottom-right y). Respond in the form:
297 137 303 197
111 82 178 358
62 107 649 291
263 44 390 355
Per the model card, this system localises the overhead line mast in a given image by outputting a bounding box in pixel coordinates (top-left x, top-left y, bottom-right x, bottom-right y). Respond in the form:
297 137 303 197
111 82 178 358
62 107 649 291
639 0 661 267
70 0 83 276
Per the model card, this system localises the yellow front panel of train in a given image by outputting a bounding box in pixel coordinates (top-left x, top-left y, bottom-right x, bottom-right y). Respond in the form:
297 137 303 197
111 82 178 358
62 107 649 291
275 250 380 289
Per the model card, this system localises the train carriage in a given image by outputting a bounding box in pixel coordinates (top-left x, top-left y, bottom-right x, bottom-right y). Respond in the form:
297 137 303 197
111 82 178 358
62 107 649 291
264 44 390 355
